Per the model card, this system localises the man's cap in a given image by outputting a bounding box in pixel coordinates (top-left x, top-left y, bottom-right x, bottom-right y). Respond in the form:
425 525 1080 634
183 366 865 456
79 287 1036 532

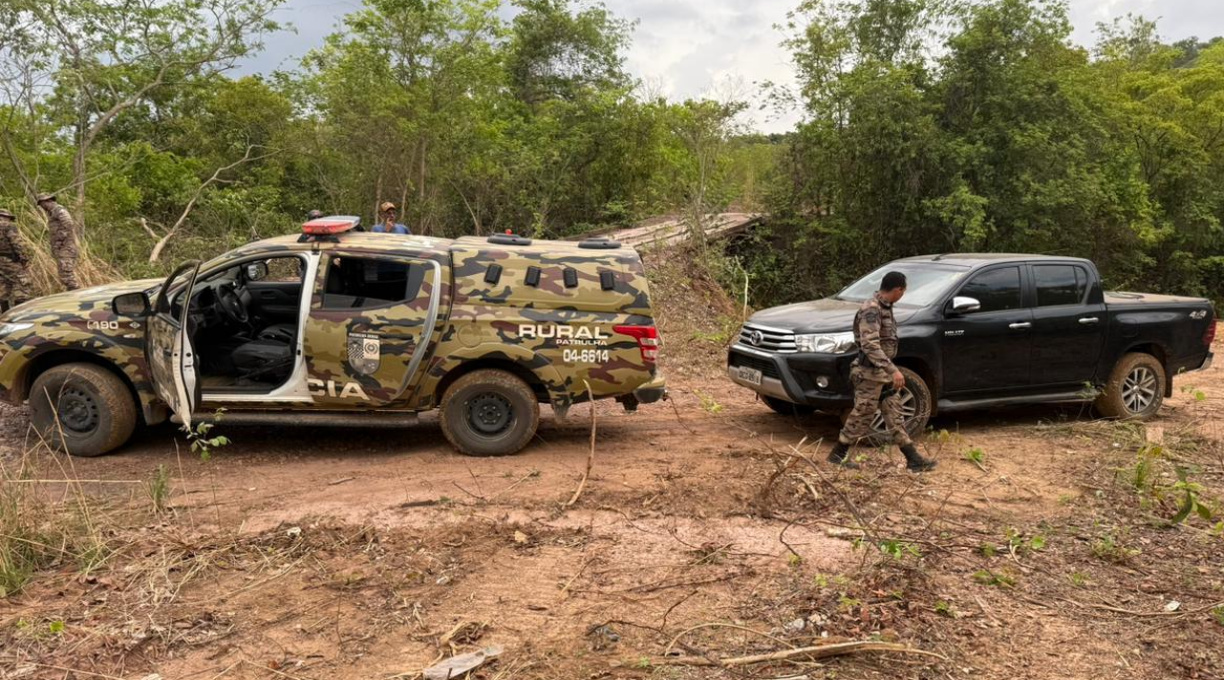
379 201 397 212
306 209 324 219
35 193 55 203
0 209 14 220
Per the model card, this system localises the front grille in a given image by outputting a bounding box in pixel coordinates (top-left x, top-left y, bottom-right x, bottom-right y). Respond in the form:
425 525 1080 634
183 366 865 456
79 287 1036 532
737 323 796 353
729 351 782 380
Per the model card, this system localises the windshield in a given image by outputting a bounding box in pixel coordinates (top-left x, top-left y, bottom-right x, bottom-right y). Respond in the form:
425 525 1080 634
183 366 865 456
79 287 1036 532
836 263 968 308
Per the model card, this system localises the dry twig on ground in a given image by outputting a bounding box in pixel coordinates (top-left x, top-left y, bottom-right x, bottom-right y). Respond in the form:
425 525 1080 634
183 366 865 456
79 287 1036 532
566 381 597 507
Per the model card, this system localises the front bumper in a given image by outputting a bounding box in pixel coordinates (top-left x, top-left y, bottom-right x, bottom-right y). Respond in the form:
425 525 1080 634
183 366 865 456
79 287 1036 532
727 344 855 410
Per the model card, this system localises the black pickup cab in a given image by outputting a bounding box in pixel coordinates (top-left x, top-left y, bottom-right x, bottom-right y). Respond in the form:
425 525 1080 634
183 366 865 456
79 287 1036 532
727 254 1216 438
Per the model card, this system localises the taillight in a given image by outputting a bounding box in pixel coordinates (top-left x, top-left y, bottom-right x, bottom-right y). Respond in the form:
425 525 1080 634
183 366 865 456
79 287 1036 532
614 325 660 365
1205 320 1217 348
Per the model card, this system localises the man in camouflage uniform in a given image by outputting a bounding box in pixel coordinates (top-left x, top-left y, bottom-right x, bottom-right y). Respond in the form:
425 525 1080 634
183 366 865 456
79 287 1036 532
0 209 32 312
36 193 80 291
828 271 936 471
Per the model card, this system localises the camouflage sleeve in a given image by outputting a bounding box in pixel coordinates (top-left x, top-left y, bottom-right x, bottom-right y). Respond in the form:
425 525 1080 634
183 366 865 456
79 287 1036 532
857 307 898 375
11 230 29 264
51 206 76 232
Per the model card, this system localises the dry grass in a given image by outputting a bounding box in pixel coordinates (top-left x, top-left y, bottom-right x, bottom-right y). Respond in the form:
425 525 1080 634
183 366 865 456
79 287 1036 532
0 444 113 598
12 208 121 296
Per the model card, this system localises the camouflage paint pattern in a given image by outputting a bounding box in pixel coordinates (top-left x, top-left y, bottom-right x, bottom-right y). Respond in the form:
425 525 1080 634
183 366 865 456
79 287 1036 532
838 366 913 447
0 278 166 422
303 250 445 406
838 294 909 447
0 231 663 422
0 216 32 306
42 201 81 291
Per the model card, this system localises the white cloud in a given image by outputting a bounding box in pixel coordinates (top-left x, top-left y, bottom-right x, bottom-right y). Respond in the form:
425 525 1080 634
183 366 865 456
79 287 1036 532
243 0 1224 134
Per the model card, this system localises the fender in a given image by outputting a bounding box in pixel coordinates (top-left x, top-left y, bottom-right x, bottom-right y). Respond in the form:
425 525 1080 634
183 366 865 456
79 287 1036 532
418 342 574 416
0 331 162 424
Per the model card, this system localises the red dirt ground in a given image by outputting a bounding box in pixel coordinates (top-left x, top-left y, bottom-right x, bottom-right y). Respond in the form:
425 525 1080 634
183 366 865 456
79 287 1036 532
2 256 1222 680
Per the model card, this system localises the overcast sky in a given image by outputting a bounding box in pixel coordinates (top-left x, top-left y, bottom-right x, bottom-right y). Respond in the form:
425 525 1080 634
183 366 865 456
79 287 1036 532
247 0 1224 133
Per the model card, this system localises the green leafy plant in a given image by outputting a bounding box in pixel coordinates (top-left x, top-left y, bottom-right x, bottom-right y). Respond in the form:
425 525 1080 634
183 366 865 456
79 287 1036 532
147 464 172 514
1180 384 1207 402
1004 527 1047 555
878 538 922 561
1091 534 1140 563
1211 605 1224 627
186 410 231 461
696 391 723 414
934 600 958 618
838 594 862 610
972 569 1015 589
1170 468 1215 525
1123 444 1163 495
1068 571 1090 587
963 447 987 471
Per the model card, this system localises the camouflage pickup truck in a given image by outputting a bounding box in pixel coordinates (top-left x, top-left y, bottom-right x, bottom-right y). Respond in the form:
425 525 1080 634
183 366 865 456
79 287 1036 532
0 217 666 457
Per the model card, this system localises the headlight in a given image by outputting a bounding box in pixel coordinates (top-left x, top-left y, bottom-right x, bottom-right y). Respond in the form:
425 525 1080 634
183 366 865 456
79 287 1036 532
0 322 33 338
794 332 857 354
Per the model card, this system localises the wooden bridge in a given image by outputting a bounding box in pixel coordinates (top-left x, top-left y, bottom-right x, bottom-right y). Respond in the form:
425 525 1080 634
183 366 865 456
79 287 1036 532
579 213 763 248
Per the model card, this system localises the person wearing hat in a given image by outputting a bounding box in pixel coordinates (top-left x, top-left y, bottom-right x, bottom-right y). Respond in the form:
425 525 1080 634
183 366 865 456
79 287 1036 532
0 208 32 312
35 193 80 291
372 201 411 235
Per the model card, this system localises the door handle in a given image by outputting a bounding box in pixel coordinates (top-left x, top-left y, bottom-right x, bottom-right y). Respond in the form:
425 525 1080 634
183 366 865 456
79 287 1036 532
1009 322 1032 330
1079 317 1099 325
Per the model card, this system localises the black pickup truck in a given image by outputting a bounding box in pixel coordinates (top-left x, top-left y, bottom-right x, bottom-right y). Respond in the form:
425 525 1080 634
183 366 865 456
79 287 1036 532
727 254 1216 438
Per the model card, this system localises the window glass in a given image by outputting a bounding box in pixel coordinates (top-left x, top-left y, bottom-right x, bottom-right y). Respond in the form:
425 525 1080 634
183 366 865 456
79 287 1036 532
836 264 968 308
1034 265 1086 307
265 258 304 282
959 266 1022 313
322 257 424 310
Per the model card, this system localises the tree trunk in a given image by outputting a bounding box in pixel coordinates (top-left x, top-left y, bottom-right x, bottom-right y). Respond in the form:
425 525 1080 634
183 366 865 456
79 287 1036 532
72 111 88 234
418 138 428 235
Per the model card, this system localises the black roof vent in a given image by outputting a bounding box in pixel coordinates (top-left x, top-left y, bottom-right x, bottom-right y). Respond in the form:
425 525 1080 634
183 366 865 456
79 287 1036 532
488 232 532 246
579 236 621 250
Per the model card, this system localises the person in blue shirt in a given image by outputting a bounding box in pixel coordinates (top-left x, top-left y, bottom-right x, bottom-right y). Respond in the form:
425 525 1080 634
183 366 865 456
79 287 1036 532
372 202 411 234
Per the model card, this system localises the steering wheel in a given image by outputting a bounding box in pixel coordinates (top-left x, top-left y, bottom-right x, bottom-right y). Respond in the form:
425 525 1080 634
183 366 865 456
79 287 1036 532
215 282 250 325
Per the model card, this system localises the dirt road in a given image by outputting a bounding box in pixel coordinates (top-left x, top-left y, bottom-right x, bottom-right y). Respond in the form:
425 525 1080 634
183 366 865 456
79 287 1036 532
3 316 1223 679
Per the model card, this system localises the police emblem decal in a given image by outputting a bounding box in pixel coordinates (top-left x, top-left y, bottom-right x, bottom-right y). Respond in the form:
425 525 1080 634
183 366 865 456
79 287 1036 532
347 332 381 375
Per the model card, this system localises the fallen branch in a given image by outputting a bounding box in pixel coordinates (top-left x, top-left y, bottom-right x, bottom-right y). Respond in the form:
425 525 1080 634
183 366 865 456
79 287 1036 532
1059 597 1224 618
566 381 597 507
488 469 538 501
148 145 275 262
657 640 948 667
667 391 697 434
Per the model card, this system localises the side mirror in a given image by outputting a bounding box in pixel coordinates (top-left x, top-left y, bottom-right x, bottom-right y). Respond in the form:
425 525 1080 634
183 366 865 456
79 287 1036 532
113 292 151 317
948 296 981 315
245 262 269 282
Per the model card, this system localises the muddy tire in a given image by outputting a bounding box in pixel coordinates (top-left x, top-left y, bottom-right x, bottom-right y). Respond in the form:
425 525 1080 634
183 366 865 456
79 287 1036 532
762 395 815 417
440 369 540 456
838 367 932 446
1095 352 1165 420
29 363 138 457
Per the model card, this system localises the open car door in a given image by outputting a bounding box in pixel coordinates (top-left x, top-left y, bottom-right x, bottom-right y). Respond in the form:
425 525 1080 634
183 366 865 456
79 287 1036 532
146 261 202 428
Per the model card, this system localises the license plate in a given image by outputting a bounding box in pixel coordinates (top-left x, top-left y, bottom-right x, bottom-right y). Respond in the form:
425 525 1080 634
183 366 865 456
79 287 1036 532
736 366 763 386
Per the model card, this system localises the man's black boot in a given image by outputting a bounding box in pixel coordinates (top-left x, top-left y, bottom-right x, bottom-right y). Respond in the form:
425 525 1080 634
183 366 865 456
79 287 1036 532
827 441 859 469
900 444 936 472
